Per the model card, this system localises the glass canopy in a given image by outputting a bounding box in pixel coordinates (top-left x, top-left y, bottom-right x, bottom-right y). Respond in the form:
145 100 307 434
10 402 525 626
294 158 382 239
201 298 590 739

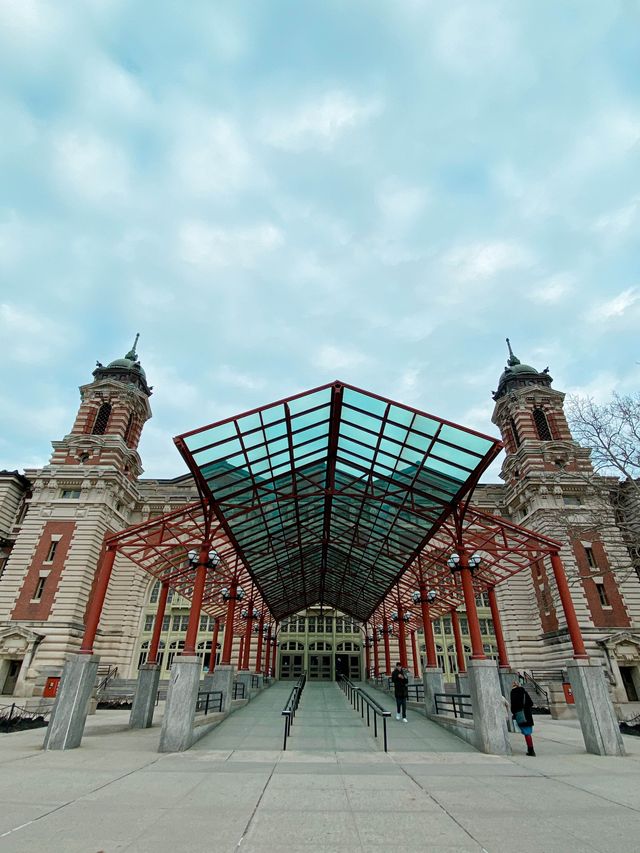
174 381 501 622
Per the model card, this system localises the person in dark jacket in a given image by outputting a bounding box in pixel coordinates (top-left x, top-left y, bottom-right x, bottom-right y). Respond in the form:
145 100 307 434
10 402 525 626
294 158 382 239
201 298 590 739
511 680 535 756
391 662 409 722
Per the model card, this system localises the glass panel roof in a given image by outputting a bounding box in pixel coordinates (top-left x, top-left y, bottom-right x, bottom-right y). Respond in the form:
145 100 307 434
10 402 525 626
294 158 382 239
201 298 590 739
175 381 500 622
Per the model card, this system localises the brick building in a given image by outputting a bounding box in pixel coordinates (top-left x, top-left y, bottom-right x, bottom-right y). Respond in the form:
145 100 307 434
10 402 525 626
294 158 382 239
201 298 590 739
1 341 639 711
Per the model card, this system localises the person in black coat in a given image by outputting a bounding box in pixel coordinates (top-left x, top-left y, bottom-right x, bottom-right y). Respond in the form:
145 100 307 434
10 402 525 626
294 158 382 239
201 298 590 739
392 662 409 722
511 681 535 756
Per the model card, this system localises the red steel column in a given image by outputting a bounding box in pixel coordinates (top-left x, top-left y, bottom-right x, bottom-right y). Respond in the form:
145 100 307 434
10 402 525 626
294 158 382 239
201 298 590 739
451 610 467 673
364 629 371 678
383 616 391 675
372 628 380 677
183 543 209 656
397 605 408 669
80 545 117 653
459 552 485 660
238 635 244 668
255 613 265 673
488 586 510 668
419 585 437 668
410 630 419 677
221 580 237 665
549 551 589 659
264 627 272 676
148 581 169 665
241 604 253 670
208 618 220 674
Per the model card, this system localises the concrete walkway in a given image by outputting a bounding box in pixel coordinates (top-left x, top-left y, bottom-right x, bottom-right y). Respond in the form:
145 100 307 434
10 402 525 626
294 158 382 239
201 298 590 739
0 681 640 852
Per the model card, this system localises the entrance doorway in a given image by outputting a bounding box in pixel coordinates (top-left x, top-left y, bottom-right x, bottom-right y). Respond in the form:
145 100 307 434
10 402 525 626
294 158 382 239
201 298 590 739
309 654 332 680
280 654 304 680
2 660 22 695
620 666 639 701
335 654 361 681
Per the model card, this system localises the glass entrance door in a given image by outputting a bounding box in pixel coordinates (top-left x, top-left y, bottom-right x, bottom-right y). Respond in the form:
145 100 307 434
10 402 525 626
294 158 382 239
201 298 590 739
309 654 332 680
280 654 304 680
348 654 361 681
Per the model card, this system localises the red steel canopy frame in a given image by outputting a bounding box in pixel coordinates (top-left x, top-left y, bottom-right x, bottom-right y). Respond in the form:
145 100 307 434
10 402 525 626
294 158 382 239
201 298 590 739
81 380 587 664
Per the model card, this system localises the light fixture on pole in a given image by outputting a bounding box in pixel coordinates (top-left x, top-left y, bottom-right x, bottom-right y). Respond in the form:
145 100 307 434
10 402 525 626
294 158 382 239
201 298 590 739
447 552 482 573
391 610 411 624
221 585 246 602
187 548 221 569
411 589 436 604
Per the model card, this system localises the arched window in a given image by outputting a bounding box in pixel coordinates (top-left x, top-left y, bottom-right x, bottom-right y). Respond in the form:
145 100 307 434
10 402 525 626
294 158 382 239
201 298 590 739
533 408 552 441
124 413 136 446
509 416 521 447
281 641 304 651
309 641 333 651
149 581 160 604
92 402 112 435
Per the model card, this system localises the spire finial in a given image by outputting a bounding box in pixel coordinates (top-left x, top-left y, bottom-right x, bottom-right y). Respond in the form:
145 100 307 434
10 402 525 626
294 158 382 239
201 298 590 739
125 333 140 361
505 337 520 367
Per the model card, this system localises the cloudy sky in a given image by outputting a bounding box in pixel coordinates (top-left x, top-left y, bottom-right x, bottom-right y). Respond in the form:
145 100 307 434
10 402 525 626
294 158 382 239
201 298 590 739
1 1 639 480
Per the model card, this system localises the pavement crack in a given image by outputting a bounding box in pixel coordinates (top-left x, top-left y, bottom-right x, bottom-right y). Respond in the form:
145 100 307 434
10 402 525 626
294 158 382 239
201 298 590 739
235 754 282 848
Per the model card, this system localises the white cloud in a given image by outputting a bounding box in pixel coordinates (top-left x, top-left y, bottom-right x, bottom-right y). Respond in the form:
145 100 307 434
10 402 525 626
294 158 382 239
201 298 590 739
178 221 284 269
592 196 640 241
313 344 369 373
433 4 521 76
172 113 259 196
264 90 382 151
443 240 533 282
376 180 429 231
0 303 73 364
51 129 131 203
214 365 265 392
527 273 575 305
586 287 640 323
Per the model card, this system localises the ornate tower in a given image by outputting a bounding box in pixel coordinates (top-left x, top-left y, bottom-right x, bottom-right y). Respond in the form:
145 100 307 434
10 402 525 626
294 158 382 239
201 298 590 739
0 339 152 696
490 341 635 684
50 334 152 479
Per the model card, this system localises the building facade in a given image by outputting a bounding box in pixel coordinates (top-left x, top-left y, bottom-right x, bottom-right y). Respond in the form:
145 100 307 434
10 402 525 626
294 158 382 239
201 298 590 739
0 342 639 710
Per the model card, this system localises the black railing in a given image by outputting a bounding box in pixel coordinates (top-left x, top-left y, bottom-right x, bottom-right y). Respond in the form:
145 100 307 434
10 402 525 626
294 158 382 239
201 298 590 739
407 683 424 703
195 691 223 715
338 676 391 752
434 692 473 719
251 674 261 689
281 673 306 750
233 681 246 700
95 664 119 693
0 702 51 732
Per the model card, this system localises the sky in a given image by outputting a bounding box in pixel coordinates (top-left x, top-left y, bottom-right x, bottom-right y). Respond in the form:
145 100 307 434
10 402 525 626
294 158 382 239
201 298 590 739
1 0 639 481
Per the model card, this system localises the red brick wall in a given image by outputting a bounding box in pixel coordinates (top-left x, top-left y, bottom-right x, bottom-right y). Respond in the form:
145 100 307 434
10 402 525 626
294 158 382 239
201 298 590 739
572 538 630 628
11 521 76 621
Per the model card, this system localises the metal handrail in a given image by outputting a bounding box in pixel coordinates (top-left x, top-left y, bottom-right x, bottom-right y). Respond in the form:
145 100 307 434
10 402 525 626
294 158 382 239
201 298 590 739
195 690 223 715
95 665 119 693
519 671 550 705
407 683 424 702
251 674 261 688
338 676 391 752
233 681 246 700
434 692 473 719
281 673 306 750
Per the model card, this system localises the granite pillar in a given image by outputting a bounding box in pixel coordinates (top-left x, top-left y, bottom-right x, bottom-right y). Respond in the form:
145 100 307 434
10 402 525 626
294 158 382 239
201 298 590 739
129 664 161 729
567 660 625 756
43 654 99 751
158 656 201 753
467 658 511 755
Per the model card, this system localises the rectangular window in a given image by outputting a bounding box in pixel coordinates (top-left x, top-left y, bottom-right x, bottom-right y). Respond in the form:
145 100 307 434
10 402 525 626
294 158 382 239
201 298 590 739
596 583 610 607
144 615 154 632
335 618 344 633
297 618 305 632
33 576 47 600
307 617 316 633
60 489 81 499
563 496 582 506
443 617 452 634
162 615 170 631
181 615 189 631
584 546 598 569
459 617 469 634
434 621 442 634
324 617 333 632
44 540 59 563
172 615 181 631
199 615 208 631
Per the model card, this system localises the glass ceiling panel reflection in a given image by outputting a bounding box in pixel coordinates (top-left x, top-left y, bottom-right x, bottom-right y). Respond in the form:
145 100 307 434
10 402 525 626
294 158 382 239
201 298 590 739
175 381 500 622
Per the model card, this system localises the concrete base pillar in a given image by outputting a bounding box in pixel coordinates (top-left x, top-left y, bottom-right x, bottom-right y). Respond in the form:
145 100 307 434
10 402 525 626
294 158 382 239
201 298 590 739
43 654 99 751
467 659 511 755
498 667 517 733
158 656 201 753
567 660 625 756
129 664 161 729
423 667 444 715
207 664 235 712
236 670 253 700
456 673 469 695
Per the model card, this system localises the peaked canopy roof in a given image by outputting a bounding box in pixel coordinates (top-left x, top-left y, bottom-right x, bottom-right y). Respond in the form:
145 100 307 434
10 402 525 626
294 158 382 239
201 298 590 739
173 381 502 623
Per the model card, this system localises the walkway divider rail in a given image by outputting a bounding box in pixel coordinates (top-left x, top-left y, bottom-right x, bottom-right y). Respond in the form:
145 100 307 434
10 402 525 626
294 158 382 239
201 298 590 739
434 692 473 719
281 673 307 750
195 690 223 715
338 676 391 752
233 682 245 700
407 683 424 702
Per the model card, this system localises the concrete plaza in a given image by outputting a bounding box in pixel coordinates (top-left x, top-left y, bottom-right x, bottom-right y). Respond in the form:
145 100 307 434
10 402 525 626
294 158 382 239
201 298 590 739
1 682 640 852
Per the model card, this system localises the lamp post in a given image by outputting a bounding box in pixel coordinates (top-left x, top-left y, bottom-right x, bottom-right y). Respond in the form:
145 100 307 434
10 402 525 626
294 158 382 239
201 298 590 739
390 606 411 670
220 581 246 665
240 605 260 670
447 551 485 660
412 587 437 669
378 618 393 675
183 547 220 656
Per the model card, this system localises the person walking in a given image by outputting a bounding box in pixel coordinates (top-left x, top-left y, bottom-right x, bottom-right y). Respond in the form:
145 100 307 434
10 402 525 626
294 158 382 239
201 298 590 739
511 680 535 756
392 661 409 722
